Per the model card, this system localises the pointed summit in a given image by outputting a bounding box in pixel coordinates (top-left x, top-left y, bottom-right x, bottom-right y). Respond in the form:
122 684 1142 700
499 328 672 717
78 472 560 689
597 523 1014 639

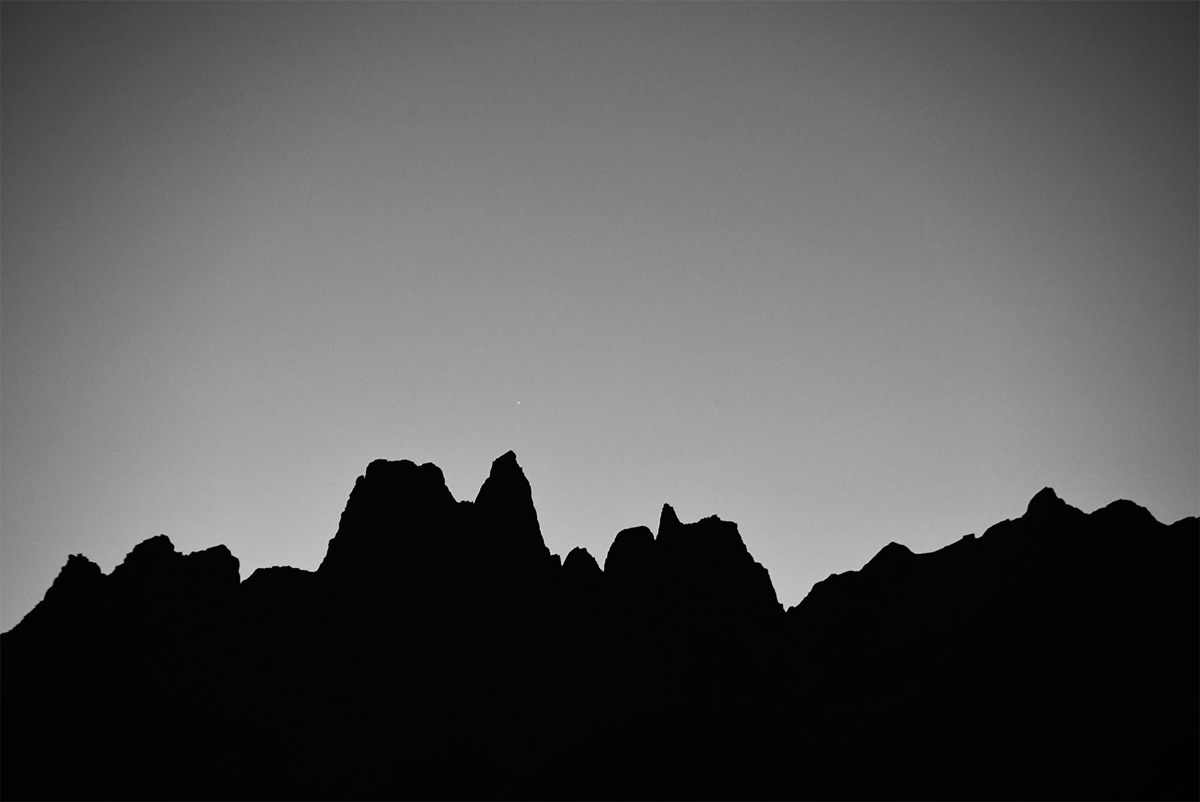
1092 498 1159 530
563 546 601 579
1025 486 1067 519
111 534 178 580
475 452 536 522
658 503 682 542
473 451 554 575
863 541 914 572
5 554 106 639
58 553 104 586
652 510 781 618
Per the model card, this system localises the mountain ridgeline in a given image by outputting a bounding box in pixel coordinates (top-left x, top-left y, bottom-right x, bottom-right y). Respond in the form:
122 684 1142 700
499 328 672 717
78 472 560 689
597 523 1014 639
2 452 1196 800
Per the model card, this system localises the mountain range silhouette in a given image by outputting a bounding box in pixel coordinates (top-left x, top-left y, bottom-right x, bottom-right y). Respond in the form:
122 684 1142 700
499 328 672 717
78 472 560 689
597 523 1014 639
2 451 1196 800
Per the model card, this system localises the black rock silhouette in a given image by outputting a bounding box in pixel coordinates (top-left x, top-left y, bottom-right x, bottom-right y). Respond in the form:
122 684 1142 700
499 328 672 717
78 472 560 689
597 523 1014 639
318 457 460 587
473 450 557 572
2 457 1196 802
4 552 104 642
604 523 658 601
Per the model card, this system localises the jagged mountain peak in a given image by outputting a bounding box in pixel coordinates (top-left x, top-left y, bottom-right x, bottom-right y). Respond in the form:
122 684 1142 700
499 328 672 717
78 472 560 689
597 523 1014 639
2 453 1194 801
112 533 177 575
475 451 535 517
7 553 105 638
59 552 103 583
657 509 751 563
106 535 239 588
862 540 914 572
363 457 453 493
563 546 601 578
472 450 556 576
1024 486 1067 518
658 502 682 538
1093 497 1159 528
317 457 459 579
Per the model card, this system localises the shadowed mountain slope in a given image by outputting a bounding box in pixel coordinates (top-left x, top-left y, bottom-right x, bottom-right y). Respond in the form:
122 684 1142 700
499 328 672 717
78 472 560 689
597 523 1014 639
2 454 1196 801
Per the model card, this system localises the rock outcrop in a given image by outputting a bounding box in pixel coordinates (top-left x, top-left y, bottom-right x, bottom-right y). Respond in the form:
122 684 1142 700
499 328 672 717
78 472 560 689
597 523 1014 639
1 452 1195 801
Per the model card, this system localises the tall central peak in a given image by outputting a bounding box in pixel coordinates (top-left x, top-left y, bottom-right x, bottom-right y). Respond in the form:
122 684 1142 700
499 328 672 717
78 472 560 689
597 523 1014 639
1025 486 1066 518
317 458 459 581
473 451 554 573
474 451 539 534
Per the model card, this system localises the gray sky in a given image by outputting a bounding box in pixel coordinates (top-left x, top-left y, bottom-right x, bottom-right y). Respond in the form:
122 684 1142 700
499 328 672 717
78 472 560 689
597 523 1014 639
3 2 1197 632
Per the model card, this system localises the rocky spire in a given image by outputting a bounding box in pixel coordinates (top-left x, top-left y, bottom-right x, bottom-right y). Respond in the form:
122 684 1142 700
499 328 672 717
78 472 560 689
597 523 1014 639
472 450 556 576
1024 486 1067 518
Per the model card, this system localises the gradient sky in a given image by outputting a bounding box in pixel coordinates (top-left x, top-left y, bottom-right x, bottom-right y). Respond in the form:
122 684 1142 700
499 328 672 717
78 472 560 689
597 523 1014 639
3 2 1197 632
